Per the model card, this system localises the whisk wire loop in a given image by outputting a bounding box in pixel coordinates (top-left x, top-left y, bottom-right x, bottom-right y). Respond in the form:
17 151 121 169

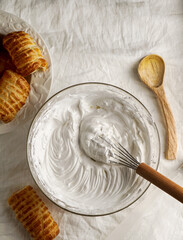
112 156 137 169
99 136 140 170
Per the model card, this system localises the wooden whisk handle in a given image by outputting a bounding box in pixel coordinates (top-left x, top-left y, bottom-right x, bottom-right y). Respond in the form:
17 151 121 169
136 163 183 203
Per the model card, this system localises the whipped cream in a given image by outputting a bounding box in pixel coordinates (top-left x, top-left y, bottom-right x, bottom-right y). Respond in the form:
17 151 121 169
28 86 157 215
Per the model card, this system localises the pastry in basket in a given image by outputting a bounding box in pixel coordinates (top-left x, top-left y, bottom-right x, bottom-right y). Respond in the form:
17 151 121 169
3 31 47 76
0 70 30 123
0 48 16 77
8 186 59 240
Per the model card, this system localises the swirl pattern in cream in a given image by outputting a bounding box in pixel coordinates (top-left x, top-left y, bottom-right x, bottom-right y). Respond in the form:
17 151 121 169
28 87 157 215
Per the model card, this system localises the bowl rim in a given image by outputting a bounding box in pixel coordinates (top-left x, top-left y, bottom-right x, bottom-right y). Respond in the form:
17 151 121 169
26 82 160 217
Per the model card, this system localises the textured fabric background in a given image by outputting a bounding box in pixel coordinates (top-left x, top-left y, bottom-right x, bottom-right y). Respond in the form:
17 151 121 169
0 1 183 239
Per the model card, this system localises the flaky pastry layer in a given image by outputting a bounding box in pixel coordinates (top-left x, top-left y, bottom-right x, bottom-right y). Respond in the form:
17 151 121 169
3 31 47 76
8 186 60 240
0 70 30 123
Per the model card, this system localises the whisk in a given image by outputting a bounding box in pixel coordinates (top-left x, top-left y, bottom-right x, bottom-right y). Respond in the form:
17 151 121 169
100 137 183 203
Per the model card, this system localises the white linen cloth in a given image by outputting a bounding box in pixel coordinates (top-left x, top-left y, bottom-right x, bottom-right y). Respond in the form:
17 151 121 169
0 0 183 239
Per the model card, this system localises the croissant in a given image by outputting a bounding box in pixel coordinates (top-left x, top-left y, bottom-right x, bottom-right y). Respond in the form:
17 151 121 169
3 31 47 76
0 70 30 123
8 186 60 240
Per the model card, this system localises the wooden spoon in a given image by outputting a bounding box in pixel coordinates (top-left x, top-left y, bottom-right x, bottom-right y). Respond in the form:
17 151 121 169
138 54 177 160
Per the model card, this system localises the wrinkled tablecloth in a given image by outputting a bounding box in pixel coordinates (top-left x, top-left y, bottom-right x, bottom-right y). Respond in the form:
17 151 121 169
0 1 183 239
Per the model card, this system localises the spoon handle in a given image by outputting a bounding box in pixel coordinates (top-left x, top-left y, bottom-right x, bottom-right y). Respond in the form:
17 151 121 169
136 163 183 203
154 86 177 160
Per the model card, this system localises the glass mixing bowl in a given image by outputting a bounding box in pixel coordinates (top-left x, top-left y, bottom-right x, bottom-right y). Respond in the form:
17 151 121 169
27 82 160 216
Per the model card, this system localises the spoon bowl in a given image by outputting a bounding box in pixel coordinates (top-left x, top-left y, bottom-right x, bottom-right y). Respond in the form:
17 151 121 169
138 54 165 88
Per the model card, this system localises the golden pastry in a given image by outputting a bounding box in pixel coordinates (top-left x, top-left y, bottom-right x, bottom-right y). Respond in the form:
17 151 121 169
0 70 30 123
8 186 60 240
3 31 47 76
